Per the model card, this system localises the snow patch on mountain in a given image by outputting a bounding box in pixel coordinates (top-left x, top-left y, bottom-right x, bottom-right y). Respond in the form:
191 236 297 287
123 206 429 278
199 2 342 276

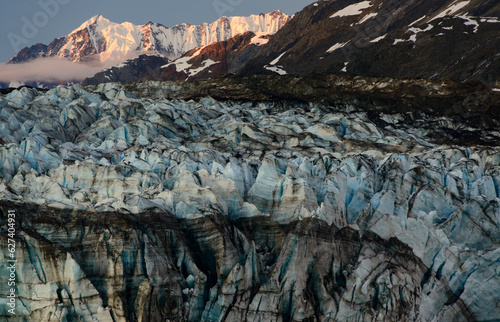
264 65 287 75
408 24 434 42
432 0 470 21
393 38 406 45
341 62 349 72
1 82 500 321
326 42 347 53
330 1 373 18
370 34 387 42
161 45 207 71
72 14 113 33
358 12 378 24
270 51 287 65
250 32 270 46
189 59 219 77
162 56 192 73
264 51 288 75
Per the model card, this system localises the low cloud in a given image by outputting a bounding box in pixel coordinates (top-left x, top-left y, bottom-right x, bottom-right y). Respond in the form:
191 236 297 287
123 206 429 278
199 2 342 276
0 50 167 86
0 57 103 84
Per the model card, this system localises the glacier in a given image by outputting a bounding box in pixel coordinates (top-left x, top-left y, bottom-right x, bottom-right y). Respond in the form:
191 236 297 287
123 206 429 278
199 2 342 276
0 83 499 321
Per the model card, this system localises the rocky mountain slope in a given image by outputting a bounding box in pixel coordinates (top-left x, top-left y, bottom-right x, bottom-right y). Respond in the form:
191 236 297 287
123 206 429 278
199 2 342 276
81 54 170 86
0 81 499 321
8 11 290 65
82 31 265 85
237 0 500 83
81 0 500 85
154 31 265 82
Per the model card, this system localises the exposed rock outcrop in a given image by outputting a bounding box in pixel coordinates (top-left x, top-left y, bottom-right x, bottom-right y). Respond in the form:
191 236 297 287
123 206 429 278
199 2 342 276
155 32 263 82
81 54 170 86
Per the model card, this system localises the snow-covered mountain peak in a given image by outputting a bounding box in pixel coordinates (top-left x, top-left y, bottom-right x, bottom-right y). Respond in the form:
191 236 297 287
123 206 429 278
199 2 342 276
267 9 285 16
72 14 113 33
9 11 291 67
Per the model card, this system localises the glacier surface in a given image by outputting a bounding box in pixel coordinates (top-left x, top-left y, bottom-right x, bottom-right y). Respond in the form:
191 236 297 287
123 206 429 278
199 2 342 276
0 84 499 321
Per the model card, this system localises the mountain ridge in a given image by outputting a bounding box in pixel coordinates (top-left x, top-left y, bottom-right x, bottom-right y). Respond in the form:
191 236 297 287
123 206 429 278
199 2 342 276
236 0 500 83
81 0 500 86
8 11 290 66
82 31 265 85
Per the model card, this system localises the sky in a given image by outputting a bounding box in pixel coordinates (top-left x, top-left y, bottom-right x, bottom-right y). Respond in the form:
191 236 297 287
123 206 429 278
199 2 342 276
0 0 313 63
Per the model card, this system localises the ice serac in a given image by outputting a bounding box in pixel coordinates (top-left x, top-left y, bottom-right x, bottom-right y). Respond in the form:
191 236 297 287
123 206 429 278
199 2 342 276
0 82 499 321
8 11 290 65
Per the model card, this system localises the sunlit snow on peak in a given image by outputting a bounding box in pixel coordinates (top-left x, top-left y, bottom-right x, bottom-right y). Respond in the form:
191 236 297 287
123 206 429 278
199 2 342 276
72 14 114 33
25 11 290 70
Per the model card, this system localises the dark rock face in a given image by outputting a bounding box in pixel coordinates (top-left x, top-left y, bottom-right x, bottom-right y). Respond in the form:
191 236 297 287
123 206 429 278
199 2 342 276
156 32 262 82
118 74 500 130
7 43 49 63
81 54 170 86
237 0 500 83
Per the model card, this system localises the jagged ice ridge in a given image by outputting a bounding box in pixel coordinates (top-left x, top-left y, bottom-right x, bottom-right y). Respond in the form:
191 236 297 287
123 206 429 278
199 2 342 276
0 84 499 321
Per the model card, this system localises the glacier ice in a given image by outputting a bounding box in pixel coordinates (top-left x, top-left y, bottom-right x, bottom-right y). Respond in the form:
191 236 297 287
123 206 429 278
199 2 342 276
0 83 499 321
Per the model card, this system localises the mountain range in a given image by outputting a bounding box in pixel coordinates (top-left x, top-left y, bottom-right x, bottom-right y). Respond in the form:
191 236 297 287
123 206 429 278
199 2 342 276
8 11 290 65
5 0 500 87
85 0 500 86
